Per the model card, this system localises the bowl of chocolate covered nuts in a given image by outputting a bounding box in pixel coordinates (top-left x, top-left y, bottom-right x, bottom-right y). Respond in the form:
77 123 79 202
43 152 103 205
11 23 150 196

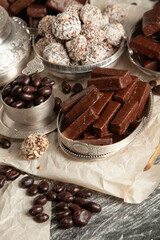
1 73 55 126
33 4 127 80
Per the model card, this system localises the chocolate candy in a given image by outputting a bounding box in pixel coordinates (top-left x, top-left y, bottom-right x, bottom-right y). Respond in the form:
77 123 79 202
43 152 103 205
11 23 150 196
57 191 74 203
83 201 102 213
77 189 93 198
6 169 21 180
38 86 52 96
54 97 62 113
10 0 36 15
19 92 35 101
31 73 41 87
93 101 121 138
17 75 30 86
62 107 99 140
149 80 157 88
92 92 114 115
34 96 45 105
27 3 47 18
130 35 160 61
11 85 23 97
0 0 10 10
60 216 74 229
53 182 65 193
38 180 49 193
23 85 36 93
45 191 57 201
0 174 7 188
12 100 25 108
73 209 91 227
67 186 80 195
46 0 85 13
110 101 139 135
56 202 69 212
65 87 102 125
152 85 160 95
27 184 39 196
34 195 47 205
4 96 14 106
70 204 81 213
91 67 131 79
0 166 13 175
72 83 83 94
0 138 11 149
2 86 11 97
56 210 72 221
34 213 49 223
74 197 86 207
40 77 55 87
20 176 34 188
138 54 158 70
77 138 113 146
62 81 71 94
29 205 43 216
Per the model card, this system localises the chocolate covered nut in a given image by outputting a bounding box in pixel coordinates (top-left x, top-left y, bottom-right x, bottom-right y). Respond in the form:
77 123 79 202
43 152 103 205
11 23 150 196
82 201 102 213
62 81 71 94
34 96 46 105
149 80 157 88
73 209 91 227
70 203 81 213
56 210 72 221
23 85 36 93
26 101 35 108
45 191 57 201
60 216 74 229
77 189 93 198
31 73 41 87
34 195 47 205
27 3 47 18
0 166 13 175
2 86 11 97
38 180 49 193
38 86 52 97
10 0 36 15
27 184 39 196
56 202 69 212
53 182 65 193
67 186 80 195
34 213 49 223
72 83 83 94
152 85 160 95
11 85 23 97
54 97 62 113
29 204 43 216
0 174 7 188
17 75 30 86
12 100 25 108
40 77 55 87
6 169 21 180
57 191 74 203
19 92 35 101
4 96 14 106
20 176 34 188
0 138 11 149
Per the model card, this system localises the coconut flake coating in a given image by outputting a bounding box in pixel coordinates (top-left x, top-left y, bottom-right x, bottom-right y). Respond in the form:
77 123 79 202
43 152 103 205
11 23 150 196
80 4 102 24
43 42 70 65
64 4 82 16
38 15 56 36
104 23 125 46
52 12 81 40
21 134 49 160
66 35 87 61
36 35 57 55
81 43 109 65
100 41 115 58
81 23 105 44
103 4 127 24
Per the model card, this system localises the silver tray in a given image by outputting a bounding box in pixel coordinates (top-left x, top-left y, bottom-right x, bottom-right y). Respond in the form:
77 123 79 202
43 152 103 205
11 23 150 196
57 91 153 160
127 20 160 78
32 35 126 80
0 101 57 139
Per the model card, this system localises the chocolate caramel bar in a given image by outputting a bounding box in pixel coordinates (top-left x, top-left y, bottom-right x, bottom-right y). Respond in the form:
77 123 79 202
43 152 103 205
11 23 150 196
138 54 158 70
27 3 47 18
93 101 121 138
110 101 139 135
62 107 99 140
92 91 114 115
91 67 130 78
10 0 36 15
76 138 113 146
130 35 160 60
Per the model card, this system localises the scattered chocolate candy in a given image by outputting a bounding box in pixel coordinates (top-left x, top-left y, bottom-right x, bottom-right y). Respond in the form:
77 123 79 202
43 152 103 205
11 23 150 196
62 81 71 94
0 138 11 149
29 205 44 216
27 184 39 196
73 209 92 227
38 180 49 193
67 185 80 195
45 191 57 201
54 97 62 113
20 176 34 188
70 203 81 213
72 83 83 94
34 195 48 205
77 189 93 198
53 182 65 193
0 174 7 188
0 166 13 175
34 213 49 223
60 216 74 229
6 169 21 180
56 210 72 221
152 85 160 95
57 191 74 203
74 197 86 207
82 201 102 213
56 202 69 212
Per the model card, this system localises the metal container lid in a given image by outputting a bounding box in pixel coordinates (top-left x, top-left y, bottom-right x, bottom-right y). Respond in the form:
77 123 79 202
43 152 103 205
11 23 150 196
0 6 9 37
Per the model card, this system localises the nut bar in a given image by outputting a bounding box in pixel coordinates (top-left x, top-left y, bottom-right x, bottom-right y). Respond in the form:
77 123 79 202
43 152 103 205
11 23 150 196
91 67 130 78
142 4 160 37
88 74 132 91
92 91 114 115
27 3 47 18
65 87 102 125
10 0 36 15
93 101 121 138
130 35 160 60
138 54 158 70
46 0 85 13
110 101 139 135
113 75 138 104
76 138 113 146
129 81 151 119
61 85 95 113
62 107 99 140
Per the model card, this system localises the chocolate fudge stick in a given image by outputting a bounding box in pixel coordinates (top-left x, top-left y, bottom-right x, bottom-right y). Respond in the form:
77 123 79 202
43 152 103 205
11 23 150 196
62 108 99 140
83 130 95 139
91 67 130 78
65 87 102 125
93 101 121 138
10 0 36 15
76 138 113 146
46 0 85 13
27 3 47 18
114 76 138 104
92 91 114 115
0 0 10 10
130 35 160 61
138 54 158 70
129 81 151 119
61 85 95 113
110 101 139 135
88 75 132 91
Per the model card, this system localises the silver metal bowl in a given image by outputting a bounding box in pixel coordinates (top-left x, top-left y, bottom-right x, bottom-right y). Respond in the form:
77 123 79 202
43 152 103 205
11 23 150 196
32 35 126 80
57 91 153 160
1 84 55 126
127 20 160 78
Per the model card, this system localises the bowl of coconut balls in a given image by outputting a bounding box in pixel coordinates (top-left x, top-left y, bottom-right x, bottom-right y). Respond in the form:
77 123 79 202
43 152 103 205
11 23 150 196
33 3 127 80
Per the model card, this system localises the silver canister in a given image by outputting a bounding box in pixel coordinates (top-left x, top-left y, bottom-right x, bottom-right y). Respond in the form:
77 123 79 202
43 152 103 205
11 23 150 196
0 6 31 87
